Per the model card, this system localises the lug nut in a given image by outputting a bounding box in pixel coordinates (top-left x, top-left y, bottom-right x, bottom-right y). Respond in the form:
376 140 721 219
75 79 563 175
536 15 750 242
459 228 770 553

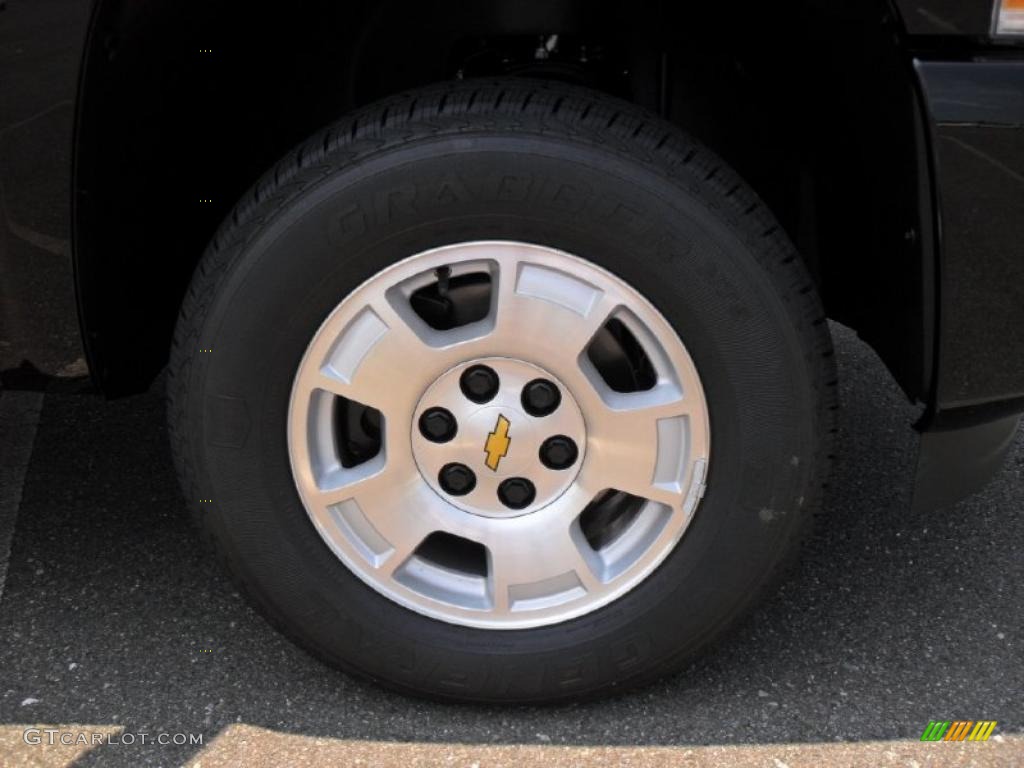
439 463 476 496
460 365 500 404
497 477 536 510
521 378 561 417
539 435 578 470
419 407 457 443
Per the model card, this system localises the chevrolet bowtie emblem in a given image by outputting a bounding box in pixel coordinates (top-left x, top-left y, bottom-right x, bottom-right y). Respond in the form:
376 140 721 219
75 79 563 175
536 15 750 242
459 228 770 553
483 414 512 471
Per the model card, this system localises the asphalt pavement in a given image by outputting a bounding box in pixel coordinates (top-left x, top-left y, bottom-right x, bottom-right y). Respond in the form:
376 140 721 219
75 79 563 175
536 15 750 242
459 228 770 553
0 323 1021 767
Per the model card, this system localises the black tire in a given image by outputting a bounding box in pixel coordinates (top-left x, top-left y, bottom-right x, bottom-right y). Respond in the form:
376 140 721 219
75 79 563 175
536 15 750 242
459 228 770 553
168 79 836 703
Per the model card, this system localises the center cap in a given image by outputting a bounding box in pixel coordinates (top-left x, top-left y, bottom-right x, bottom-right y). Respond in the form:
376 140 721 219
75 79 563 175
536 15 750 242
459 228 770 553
412 357 586 517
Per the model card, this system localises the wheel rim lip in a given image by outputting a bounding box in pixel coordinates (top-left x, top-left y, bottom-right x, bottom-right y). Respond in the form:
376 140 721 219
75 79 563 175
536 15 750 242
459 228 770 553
286 240 711 630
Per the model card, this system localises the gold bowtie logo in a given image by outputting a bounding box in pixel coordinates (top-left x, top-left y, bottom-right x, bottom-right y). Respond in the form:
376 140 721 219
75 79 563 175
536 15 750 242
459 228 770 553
484 414 511 471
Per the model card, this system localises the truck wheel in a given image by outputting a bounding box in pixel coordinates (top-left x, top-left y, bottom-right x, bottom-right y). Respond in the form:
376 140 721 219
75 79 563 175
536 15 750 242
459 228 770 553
168 79 836 703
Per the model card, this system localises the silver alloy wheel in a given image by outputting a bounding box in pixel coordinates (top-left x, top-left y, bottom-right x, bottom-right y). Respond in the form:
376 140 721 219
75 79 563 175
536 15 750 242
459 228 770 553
287 241 710 629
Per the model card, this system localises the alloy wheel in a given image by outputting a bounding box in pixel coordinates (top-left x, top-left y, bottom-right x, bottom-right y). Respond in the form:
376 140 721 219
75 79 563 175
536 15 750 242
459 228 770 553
287 241 710 629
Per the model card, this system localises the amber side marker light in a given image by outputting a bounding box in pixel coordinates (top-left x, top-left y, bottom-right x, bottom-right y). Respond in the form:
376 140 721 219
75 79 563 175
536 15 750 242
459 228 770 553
995 0 1024 34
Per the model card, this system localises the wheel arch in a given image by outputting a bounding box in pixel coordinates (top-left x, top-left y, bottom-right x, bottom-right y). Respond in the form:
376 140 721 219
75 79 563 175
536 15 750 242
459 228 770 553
74 0 935 403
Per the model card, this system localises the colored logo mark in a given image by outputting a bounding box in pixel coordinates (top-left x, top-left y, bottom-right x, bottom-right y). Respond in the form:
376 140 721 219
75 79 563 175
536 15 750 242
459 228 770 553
484 414 511 471
920 721 997 742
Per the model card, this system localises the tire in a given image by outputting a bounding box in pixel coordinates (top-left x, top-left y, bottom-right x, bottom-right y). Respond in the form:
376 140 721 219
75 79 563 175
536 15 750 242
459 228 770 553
168 78 836 703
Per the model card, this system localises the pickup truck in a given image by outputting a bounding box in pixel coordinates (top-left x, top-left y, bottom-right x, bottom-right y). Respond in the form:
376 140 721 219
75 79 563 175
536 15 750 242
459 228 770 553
1 0 1021 702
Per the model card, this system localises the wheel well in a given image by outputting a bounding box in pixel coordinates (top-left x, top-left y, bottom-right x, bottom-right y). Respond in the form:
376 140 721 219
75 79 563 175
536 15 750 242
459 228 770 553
75 0 933 400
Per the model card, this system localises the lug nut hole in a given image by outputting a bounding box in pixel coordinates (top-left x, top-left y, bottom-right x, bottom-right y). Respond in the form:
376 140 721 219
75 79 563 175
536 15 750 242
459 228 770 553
439 463 476 496
521 378 561 417
419 407 458 443
539 435 579 470
497 477 536 510
460 365 500 404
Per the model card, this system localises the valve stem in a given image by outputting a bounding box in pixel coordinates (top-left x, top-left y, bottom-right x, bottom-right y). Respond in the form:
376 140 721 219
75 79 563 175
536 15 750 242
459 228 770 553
435 266 452 298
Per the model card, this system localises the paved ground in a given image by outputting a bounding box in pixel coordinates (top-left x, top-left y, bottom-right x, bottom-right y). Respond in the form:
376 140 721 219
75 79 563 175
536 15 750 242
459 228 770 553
0 323 1021 767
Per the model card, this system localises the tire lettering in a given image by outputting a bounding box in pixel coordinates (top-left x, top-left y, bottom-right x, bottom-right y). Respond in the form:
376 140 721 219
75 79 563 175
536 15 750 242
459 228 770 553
434 174 472 205
327 202 368 245
494 174 533 201
375 183 418 225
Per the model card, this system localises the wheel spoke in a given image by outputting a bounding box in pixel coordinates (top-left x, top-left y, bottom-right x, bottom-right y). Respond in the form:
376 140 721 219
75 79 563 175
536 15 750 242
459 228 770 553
310 465 441 574
371 483 453 577
579 388 694 510
488 253 619 362
304 296 431 413
486 517 602 613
